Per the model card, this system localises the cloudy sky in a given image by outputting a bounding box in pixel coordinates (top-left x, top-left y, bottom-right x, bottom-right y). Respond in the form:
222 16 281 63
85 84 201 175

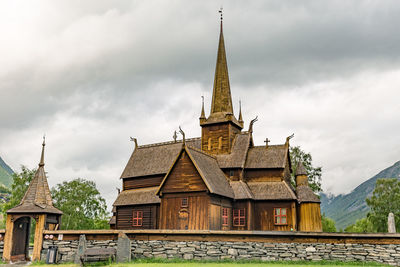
1 0 400 209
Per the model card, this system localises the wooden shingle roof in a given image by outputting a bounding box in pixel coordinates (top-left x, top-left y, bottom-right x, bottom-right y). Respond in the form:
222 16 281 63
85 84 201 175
7 140 62 215
245 145 288 169
217 132 251 168
230 180 253 199
113 187 160 206
296 185 321 203
247 181 297 200
120 138 201 179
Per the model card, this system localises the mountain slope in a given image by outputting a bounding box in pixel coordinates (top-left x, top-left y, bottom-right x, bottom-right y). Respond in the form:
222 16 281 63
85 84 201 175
321 161 400 230
0 156 13 187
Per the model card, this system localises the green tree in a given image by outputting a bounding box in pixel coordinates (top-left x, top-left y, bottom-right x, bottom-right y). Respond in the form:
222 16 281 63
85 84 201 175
321 214 336 232
51 178 109 230
366 178 400 232
290 146 322 193
344 217 375 233
1 166 36 216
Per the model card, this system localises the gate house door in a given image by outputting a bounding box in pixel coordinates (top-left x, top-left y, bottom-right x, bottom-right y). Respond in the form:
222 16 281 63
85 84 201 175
11 216 31 262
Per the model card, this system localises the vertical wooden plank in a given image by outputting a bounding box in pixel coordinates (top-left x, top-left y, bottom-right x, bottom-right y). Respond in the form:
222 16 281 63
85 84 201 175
291 202 297 231
32 214 46 261
3 214 14 262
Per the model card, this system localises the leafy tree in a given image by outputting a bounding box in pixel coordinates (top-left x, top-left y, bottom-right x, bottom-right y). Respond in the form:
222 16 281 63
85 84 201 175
51 178 109 230
344 217 375 233
1 166 36 216
290 146 322 193
366 178 400 232
321 214 336 232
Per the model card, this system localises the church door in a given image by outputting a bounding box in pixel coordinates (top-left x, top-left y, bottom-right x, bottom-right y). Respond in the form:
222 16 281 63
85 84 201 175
11 216 31 262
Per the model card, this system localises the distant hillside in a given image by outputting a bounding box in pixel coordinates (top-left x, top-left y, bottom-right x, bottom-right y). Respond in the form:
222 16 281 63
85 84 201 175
0 156 13 187
321 161 400 230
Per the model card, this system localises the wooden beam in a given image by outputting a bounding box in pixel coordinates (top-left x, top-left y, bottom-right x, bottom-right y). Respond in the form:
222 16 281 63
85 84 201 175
3 214 14 262
32 214 46 261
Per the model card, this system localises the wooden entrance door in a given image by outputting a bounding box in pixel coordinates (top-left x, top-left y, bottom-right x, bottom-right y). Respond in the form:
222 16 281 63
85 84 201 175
11 216 31 262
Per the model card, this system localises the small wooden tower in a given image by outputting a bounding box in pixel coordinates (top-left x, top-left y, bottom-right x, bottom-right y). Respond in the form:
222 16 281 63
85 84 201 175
3 138 62 262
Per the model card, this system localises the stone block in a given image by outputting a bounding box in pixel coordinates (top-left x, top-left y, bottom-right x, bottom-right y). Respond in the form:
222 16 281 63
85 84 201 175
117 232 131 263
183 253 194 260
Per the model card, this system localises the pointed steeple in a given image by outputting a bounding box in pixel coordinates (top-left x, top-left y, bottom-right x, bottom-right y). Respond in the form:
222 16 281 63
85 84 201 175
210 18 233 115
200 14 242 129
200 96 206 121
238 100 243 124
7 138 62 215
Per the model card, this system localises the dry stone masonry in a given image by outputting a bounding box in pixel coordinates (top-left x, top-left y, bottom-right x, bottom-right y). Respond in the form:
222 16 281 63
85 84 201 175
42 239 400 265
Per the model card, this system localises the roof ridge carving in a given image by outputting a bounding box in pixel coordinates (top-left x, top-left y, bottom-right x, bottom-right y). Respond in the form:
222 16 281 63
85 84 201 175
138 137 201 149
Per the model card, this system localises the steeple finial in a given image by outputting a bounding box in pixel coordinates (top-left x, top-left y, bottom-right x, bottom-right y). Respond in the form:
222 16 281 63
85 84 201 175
238 100 243 124
219 7 223 21
200 96 206 119
39 135 45 167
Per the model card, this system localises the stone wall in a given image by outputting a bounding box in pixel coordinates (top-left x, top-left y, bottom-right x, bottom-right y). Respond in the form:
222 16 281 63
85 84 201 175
42 240 117 262
43 238 400 265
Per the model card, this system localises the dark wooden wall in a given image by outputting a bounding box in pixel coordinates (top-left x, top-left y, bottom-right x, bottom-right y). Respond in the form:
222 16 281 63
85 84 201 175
159 192 210 230
161 151 207 193
253 201 296 231
123 175 164 190
116 204 159 229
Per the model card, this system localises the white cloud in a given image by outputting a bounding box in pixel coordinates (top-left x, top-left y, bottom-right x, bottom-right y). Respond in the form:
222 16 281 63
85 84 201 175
1 0 400 209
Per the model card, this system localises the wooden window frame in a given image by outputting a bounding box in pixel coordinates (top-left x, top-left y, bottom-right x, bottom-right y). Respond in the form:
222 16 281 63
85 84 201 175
274 208 287 225
218 136 223 150
233 208 245 226
222 207 229 226
132 210 143 226
181 197 188 208
208 138 212 150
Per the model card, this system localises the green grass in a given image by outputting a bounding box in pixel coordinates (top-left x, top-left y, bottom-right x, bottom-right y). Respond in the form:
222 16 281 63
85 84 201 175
30 258 391 267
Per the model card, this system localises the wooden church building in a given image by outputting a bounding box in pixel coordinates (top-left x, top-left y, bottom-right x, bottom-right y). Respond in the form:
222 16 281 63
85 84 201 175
110 19 322 232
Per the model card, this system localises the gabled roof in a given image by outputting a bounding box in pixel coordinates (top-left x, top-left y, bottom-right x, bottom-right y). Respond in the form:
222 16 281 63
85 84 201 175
296 185 320 203
247 181 297 200
245 144 288 169
120 138 201 179
217 132 251 168
113 187 160 206
7 139 62 215
157 145 234 199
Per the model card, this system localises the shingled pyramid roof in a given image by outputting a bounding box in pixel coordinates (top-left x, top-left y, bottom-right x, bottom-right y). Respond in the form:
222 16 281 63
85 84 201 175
7 139 62 214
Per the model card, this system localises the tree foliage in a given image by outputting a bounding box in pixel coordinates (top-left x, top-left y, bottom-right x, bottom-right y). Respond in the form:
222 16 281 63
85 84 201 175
366 178 400 232
290 146 322 193
344 217 375 233
1 166 36 216
51 178 109 230
321 214 336 232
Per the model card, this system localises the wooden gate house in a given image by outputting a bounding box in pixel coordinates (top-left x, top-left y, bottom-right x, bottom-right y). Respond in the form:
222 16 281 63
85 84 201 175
3 138 62 262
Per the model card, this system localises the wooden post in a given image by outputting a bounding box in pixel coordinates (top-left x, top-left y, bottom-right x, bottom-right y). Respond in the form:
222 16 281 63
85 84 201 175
291 202 297 231
32 214 46 261
3 214 14 262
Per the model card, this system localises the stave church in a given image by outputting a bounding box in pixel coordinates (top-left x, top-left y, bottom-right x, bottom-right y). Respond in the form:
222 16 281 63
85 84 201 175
110 18 322 232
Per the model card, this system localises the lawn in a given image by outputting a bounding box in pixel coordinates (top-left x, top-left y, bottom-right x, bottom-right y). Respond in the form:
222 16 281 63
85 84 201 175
30 260 391 267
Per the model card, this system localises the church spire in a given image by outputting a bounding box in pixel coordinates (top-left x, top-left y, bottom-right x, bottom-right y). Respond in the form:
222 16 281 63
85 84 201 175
238 100 243 124
210 14 233 115
200 96 206 121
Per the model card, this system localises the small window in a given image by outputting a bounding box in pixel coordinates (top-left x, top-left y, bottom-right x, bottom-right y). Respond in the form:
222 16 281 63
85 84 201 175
181 197 188 208
222 208 229 226
218 136 223 149
229 170 234 177
233 208 245 226
208 138 212 150
274 208 287 225
133 210 143 226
